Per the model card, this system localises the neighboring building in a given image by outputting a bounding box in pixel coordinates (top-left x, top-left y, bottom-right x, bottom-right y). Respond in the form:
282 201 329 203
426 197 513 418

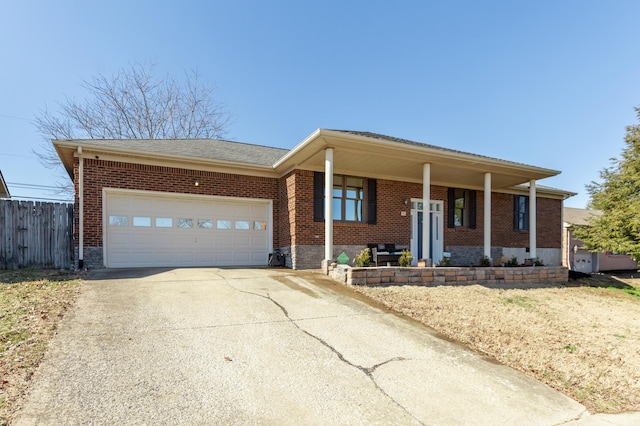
53 129 574 270
0 170 10 198
563 207 638 273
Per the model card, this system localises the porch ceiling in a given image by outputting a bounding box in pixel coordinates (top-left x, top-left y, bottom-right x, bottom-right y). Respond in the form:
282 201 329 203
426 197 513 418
274 129 560 189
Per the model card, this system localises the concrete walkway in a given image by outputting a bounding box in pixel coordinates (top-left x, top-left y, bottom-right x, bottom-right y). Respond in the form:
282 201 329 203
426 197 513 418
14 268 598 425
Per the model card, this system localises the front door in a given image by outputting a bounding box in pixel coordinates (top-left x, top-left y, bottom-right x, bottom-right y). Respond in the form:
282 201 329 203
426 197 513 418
410 200 444 265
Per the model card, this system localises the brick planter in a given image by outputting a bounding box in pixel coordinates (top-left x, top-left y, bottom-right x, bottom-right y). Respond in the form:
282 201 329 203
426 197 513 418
328 265 568 287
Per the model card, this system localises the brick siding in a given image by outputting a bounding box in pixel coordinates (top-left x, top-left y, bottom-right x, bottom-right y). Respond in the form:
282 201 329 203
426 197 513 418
289 175 562 250
73 160 563 270
75 158 280 248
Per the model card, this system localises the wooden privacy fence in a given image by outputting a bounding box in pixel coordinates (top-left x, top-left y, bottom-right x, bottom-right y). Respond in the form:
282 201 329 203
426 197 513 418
0 200 74 269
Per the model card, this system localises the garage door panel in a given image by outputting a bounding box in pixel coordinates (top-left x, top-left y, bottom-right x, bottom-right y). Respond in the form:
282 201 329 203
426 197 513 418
252 236 268 245
232 204 252 217
252 252 267 262
196 253 215 263
215 252 234 264
106 191 270 268
155 252 176 263
234 236 251 247
109 198 127 210
130 251 156 265
195 235 215 245
109 253 132 265
233 252 251 262
252 204 267 216
146 233 178 245
215 235 234 246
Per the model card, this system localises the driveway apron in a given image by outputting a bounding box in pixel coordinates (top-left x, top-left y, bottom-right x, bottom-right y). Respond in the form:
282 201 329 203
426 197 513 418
14 268 586 425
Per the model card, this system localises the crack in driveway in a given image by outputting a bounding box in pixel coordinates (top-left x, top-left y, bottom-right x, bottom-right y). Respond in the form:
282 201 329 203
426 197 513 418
220 274 424 425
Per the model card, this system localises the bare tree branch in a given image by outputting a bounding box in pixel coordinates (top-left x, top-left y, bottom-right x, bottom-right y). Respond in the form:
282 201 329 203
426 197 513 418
32 62 234 194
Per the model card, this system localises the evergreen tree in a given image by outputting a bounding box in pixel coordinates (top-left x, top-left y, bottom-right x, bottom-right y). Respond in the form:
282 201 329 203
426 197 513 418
574 107 640 261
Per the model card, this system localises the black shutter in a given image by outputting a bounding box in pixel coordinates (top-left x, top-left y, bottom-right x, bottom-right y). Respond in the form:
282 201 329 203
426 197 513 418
447 188 455 228
367 179 377 224
313 172 324 222
513 195 519 231
469 190 477 229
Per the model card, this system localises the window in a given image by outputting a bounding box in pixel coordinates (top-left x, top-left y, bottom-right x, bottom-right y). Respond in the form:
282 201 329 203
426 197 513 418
313 172 377 224
198 219 213 229
109 216 128 226
453 189 467 227
235 220 250 230
514 195 529 231
332 175 364 221
132 216 151 227
447 188 476 229
216 220 232 230
254 221 266 230
177 218 193 228
155 218 173 228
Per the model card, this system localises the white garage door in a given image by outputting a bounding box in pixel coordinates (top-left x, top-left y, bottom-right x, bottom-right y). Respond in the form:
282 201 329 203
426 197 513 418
104 190 271 268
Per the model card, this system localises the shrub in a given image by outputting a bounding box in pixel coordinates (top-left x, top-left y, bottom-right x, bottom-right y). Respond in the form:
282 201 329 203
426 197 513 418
534 258 544 266
479 255 491 267
438 256 451 267
507 255 519 267
353 248 371 267
398 250 413 267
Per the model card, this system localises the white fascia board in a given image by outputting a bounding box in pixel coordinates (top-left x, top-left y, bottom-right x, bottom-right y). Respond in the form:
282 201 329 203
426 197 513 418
272 128 323 169
281 129 561 180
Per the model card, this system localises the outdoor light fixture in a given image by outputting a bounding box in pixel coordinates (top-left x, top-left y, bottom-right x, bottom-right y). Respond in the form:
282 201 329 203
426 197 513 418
404 198 409 207
194 178 199 187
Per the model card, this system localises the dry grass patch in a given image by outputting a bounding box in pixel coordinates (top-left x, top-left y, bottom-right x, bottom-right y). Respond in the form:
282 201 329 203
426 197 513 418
0 270 82 425
354 274 640 414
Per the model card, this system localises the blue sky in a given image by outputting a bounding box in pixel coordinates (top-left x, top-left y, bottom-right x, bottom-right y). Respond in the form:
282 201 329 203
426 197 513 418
1 1 639 207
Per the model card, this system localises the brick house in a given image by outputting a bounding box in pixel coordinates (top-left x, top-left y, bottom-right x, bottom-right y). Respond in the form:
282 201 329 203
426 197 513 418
53 129 573 269
563 207 638 273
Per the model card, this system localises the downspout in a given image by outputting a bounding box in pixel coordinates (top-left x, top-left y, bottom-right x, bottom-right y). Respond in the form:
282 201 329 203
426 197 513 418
77 146 84 269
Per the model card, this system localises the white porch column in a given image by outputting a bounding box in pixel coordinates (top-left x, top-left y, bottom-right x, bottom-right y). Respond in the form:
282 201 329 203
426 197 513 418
484 172 491 260
324 148 334 261
422 163 431 261
529 179 537 259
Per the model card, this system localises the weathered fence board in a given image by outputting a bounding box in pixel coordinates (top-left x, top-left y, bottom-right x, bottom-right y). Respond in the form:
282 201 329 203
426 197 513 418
0 200 74 269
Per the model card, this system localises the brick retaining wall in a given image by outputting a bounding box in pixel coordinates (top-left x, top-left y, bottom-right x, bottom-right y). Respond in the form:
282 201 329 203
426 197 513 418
328 265 568 286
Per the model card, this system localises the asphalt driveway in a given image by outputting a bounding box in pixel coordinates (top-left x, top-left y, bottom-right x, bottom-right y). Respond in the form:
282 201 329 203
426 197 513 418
14 268 587 425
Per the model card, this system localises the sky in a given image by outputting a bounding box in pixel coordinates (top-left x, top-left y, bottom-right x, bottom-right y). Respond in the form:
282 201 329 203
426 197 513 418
1 1 639 207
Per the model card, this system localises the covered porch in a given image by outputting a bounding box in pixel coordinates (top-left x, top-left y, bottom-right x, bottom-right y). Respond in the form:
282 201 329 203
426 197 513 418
274 129 564 270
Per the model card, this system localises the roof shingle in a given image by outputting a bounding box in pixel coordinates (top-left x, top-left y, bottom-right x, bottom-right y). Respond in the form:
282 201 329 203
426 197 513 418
64 138 290 166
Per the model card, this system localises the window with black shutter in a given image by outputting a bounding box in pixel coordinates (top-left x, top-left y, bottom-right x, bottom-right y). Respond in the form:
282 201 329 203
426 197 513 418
313 172 376 224
448 188 476 229
514 195 529 231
